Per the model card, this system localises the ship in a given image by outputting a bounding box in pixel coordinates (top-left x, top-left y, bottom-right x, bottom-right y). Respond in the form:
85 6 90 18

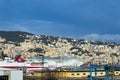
0 56 84 71
0 57 44 71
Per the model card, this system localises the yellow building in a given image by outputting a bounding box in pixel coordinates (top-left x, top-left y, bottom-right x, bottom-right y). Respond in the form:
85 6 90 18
32 70 120 79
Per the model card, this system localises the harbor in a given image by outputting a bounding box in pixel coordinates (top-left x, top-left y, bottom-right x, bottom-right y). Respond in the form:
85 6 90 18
0 0 120 79
0 53 120 80
1 63 120 80
23 65 120 80
6 63 119 80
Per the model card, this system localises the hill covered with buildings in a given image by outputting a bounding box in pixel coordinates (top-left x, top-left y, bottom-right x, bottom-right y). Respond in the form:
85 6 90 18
0 31 120 65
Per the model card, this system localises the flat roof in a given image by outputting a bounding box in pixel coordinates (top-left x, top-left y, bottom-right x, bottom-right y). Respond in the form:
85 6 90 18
0 68 21 71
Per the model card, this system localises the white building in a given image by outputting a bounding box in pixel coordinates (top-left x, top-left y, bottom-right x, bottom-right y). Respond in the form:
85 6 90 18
0 68 23 80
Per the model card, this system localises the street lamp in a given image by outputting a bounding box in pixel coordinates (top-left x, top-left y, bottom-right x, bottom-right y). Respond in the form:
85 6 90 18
110 53 114 80
37 54 44 65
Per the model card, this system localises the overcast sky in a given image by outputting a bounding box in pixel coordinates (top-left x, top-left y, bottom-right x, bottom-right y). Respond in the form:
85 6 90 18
0 0 120 41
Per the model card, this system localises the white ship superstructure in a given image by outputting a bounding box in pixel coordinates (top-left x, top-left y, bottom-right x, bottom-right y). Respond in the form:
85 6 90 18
0 57 84 71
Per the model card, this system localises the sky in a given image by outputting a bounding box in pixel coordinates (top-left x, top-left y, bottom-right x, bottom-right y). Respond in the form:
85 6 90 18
0 0 120 42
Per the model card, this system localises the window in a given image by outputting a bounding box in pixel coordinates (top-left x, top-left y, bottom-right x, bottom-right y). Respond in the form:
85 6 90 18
116 72 118 74
83 73 86 75
71 73 74 76
77 73 80 75
0 75 8 80
100 72 103 74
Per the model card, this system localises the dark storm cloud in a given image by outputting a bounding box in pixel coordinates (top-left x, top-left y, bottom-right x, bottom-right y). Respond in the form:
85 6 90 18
0 0 120 41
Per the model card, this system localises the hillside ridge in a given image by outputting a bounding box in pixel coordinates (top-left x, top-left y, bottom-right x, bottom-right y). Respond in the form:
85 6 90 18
0 31 120 65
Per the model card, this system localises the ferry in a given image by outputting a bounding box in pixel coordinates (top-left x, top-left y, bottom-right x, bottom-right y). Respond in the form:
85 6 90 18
0 57 84 71
0 57 44 71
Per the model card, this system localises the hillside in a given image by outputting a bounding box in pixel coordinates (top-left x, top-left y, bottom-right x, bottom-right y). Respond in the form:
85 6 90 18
0 31 120 65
